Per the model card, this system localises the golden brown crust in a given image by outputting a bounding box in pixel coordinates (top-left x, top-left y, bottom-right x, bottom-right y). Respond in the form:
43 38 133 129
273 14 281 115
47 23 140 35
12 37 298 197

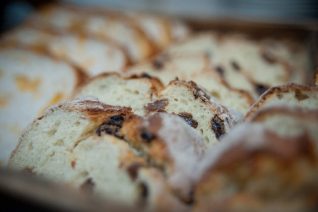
245 83 318 120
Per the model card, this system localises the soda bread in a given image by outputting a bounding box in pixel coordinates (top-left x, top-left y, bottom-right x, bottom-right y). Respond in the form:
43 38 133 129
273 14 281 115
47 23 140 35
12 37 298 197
9 100 207 209
75 73 163 116
76 73 237 143
246 83 318 120
1 27 128 76
194 123 318 211
0 48 85 165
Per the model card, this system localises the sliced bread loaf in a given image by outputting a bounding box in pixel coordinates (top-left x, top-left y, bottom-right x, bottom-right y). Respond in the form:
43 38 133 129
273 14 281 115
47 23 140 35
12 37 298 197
0 48 85 165
246 83 318 120
9 100 206 209
28 5 154 63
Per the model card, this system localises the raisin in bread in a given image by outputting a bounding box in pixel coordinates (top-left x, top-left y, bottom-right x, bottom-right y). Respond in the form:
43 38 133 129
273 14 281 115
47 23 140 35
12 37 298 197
1 27 127 76
121 112 206 202
27 5 154 63
194 123 318 212
0 48 85 166
75 73 163 116
9 100 188 211
246 83 318 120
127 54 253 114
145 80 237 146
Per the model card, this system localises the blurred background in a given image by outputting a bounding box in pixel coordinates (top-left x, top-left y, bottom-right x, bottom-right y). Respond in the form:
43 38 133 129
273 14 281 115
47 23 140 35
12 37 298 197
0 0 317 33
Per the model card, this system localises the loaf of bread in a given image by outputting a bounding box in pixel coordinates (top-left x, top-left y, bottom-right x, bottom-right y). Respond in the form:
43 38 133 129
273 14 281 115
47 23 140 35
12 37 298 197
194 123 318 211
0 47 85 165
246 83 318 120
9 99 208 209
2 27 128 76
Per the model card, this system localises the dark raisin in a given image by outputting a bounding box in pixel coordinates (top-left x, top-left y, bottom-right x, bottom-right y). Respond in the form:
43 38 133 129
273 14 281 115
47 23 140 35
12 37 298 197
109 115 124 127
152 59 164 70
24 167 35 174
140 129 156 143
190 81 210 102
261 51 276 64
71 160 76 169
255 84 269 96
211 115 225 140
295 89 309 101
215 66 225 76
145 99 168 113
127 163 143 181
96 115 125 138
139 182 148 199
80 178 95 193
178 112 198 128
140 73 152 79
231 60 241 71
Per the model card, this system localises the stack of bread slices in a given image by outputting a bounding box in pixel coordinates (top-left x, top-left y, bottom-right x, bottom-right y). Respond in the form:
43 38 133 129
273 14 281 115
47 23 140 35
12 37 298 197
2 3 318 212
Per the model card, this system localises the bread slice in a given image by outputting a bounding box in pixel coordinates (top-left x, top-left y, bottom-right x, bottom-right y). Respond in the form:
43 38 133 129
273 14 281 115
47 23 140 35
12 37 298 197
261 39 310 84
28 5 154 63
315 71 318 86
121 112 206 202
127 54 254 114
124 12 172 50
145 80 237 146
247 107 318 143
0 48 85 166
9 100 198 209
75 73 163 116
1 27 128 76
246 83 318 120
194 123 318 211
